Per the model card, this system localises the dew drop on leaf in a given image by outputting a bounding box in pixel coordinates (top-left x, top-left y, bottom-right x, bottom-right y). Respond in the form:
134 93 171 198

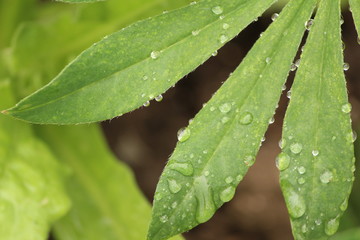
160 215 168 223
194 176 215 223
219 103 231 113
343 62 350 71
222 23 230 29
225 176 234 184
276 153 291 171
239 112 253 125
357 36 360 45
305 19 314 30
150 51 160 59
219 34 228 44
265 57 272 64
177 128 191 142
315 219 322 226
290 143 303 154
167 178 182 193
325 217 339 236
220 186 236 202
192 30 200 36
143 101 150 107
244 155 255 166
271 13 279 21
320 170 333 184
341 103 352 113
298 177 305 185
169 162 194 176
211 6 223 15
298 166 306 175
212 50 218 56
340 198 348 211
290 63 297 71
155 94 163 102
286 188 306 218
311 150 319 156
286 90 292 99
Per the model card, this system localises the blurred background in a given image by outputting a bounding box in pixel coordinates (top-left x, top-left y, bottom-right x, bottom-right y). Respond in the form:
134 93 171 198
1 0 359 239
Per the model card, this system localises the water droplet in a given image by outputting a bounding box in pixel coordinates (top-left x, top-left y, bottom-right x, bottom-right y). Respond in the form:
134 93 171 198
282 84 287 91
320 170 333 184
219 34 228 44
265 57 272 64
221 116 230 123
357 36 360 45
305 19 314 30
244 155 255 166
298 166 306 175
150 51 160 59
155 94 163 102
190 1 197 5
143 101 150 107
325 217 339 236
276 153 291 171
261 136 266 142
219 103 231 113
302 224 307 233
340 18 344 25
177 128 191 142
315 219 322 225
192 30 200 36
290 63 297 71
225 176 233 184
269 117 275 124
312 150 319 156
295 59 301 67
353 131 357 142
239 112 253 125
212 6 223 15
340 198 348 211
171 202 178 208
343 62 350 71
160 215 168 223
279 139 286 149
143 75 148 80
298 177 305 185
285 188 306 218
212 50 218 56
222 23 230 29
341 103 352 113
194 176 215 223
290 143 303 154
204 171 210 176
271 13 279 21
236 175 243 182
168 178 182 193
286 90 292 99
154 192 163 201
220 186 236 202
169 162 194 176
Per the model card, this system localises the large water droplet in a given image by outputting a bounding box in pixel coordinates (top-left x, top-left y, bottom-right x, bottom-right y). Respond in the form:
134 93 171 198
244 155 255 166
271 13 279 21
239 112 253 125
341 103 352 113
177 128 191 142
320 170 333 184
290 143 303 154
169 162 194 176
220 186 236 202
195 176 215 223
219 103 231 113
276 153 291 171
325 217 339 236
150 51 160 59
312 150 319 156
168 178 182 193
212 6 223 15
285 188 306 218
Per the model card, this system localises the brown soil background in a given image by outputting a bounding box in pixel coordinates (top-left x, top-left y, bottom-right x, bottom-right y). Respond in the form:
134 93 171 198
102 10 360 240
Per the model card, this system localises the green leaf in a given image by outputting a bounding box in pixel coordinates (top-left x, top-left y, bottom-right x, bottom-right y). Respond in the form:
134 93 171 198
148 0 317 239
279 0 355 239
34 124 183 240
349 0 360 40
0 82 70 240
56 0 105 3
5 0 277 124
331 228 360 240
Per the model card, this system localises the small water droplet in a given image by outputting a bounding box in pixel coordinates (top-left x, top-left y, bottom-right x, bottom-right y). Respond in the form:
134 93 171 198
298 177 305 185
295 59 301 67
220 186 236 202
235 175 243 182
290 63 297 71
239 112 253 125
160 215 168 223
343 62 350 71
315 219 322 225
340 198 348 211
219 34 228 44
177 128 191 142
269 117 275 124
298 166 306 175
305 19 314 30
286 90 292 99
143 101 150 107
353 131 357 142
219 103 231 113
212 6 223 15
171 202 178 208
357 36 360 45
290 143 303 154
168 178 182 193
302 224 307 233
312 150 319 156
192 30 200 36
341 103 352 113
169 162 194 176
271 13 279 21
261 136 266 142
150 51 160 59
155 94 163 102
222 23 230 29
154 192 163 201
225 176 233 184
143 75 148 80
204 171 210 176
212 50 218 56
244 155 255 166
320 170 333 184
276 153 291 171
325 217 339 236
195 176 216 223
221 116 230 123
190 1 197 5
265 57 272 64
279 139 286 149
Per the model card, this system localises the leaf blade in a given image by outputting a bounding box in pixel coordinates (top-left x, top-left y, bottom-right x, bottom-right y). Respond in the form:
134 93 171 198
349 0 360 38
279 0 355 239
148 0 318 239
5 0 277 124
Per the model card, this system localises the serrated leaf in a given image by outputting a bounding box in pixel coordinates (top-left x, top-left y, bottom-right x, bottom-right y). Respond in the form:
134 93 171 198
56 0 105 3
349 0 360 38
0 82 70 240
148 0 317 239
279 0 355 239
34 124 182 240
5 0 277 124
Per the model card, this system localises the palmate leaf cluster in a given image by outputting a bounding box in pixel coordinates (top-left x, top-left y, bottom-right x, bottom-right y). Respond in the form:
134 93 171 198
1 0 360 240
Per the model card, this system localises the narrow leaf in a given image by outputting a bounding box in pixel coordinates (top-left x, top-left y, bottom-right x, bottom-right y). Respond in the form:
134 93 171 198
5 0 276 124
349 0 360 40
0 82 70 240
35 125 183 240
148 0 317 239
279 0 355 239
